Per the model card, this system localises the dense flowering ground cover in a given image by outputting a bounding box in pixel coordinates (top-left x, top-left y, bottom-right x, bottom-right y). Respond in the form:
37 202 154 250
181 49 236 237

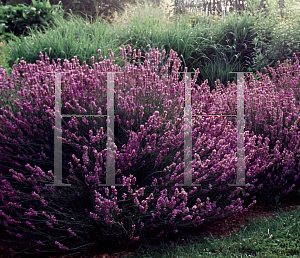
0 45 299 257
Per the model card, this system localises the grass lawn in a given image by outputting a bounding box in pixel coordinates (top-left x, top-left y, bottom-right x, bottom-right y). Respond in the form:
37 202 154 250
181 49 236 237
123 200 300 257
26 199 299 257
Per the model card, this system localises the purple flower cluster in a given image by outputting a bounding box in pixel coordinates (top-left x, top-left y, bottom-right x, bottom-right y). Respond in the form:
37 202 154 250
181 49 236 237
0 46 299 255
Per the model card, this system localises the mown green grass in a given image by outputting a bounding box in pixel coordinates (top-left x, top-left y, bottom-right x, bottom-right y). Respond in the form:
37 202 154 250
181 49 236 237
124 205 300 257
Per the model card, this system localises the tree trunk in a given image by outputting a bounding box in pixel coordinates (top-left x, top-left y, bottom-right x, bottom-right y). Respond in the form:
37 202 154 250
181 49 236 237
279 0 285 18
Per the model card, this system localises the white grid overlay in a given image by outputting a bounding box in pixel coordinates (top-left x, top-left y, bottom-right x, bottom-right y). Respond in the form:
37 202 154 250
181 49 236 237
46 71 247 187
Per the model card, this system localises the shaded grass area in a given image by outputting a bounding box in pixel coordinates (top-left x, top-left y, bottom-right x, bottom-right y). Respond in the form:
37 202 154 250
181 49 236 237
124 201 300 258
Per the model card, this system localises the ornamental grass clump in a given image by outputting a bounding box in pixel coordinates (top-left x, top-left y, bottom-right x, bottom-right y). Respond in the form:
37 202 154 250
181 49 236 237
0 46 299 257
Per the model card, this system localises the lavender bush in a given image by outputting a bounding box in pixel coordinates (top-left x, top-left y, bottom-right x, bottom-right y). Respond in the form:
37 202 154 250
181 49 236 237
0 46 299 257
243 54 300 204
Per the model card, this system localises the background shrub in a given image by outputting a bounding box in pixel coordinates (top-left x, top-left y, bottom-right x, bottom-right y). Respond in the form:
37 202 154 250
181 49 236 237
0 0 64 42
2 0 300 92
3 0 139 24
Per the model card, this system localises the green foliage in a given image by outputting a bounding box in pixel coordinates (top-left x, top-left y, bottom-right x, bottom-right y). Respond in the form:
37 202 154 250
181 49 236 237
0 0 64 42
185 11 258 90
0 35 11 72
189 10 223 28
45 0 140 25
3 12 126 78
127 205 300 257
2 0 300 91
261 18 300 73
196 51 246 90
246 1 300 74
213 12 258 69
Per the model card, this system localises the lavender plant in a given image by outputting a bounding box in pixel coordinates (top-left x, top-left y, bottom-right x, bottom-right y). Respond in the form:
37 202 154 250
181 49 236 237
243 53 300 205
0 46 299 257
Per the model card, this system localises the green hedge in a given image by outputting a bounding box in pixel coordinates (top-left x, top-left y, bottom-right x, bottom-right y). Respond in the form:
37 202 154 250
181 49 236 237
0 0 64 42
